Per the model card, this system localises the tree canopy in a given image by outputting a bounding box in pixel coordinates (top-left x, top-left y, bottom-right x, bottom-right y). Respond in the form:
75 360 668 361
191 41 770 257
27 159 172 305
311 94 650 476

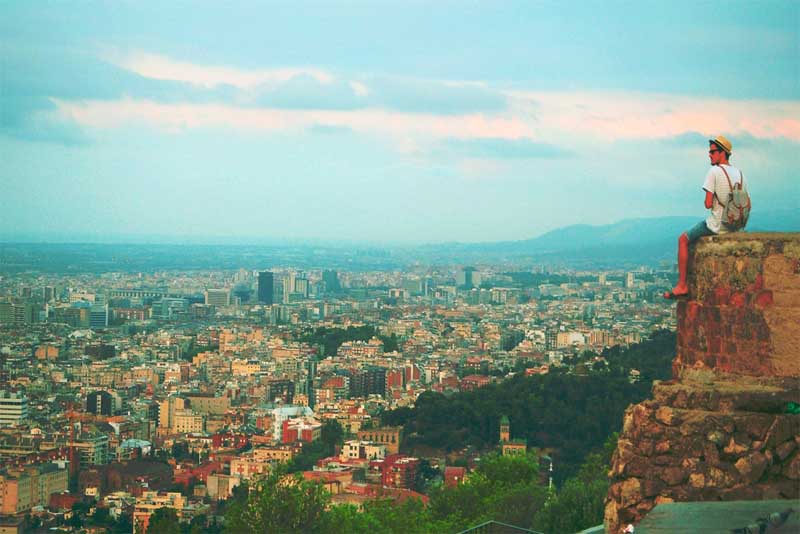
225 446 613 534
381 330 674 482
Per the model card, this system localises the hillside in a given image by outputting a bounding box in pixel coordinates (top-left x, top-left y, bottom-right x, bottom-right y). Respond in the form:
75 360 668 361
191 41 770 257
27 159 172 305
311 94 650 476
380 330 676 483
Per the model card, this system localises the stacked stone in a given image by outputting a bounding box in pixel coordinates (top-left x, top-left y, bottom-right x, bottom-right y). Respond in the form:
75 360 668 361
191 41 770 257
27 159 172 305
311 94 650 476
605 233 800 534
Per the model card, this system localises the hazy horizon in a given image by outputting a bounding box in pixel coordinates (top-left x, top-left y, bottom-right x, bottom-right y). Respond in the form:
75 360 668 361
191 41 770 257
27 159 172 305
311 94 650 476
0 213 705 247
2 2 798 243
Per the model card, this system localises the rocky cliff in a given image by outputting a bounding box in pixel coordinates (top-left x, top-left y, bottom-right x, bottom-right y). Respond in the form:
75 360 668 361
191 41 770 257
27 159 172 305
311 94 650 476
604 233 800 533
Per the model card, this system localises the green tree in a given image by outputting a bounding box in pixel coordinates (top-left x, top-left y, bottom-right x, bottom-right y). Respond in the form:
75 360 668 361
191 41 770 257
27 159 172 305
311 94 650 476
186 514 210 534
380 333 400 353
475 451 539 485
225 466 330 533
428 452 547 531
320 419 344 449
380 330 674 482
147 507 181 534
111 514 133 533
532 434 617 534
91 506 111 525
323 504 375 533
68 508 84 529
299 326 378 357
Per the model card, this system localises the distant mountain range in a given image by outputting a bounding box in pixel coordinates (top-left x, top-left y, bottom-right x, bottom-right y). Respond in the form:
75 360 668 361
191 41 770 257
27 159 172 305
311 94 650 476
2 210 797 272
415 209 800 266
509 208 799 251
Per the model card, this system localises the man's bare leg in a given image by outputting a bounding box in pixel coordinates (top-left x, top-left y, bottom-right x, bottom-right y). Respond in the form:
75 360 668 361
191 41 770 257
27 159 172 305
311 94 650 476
664 233 690 298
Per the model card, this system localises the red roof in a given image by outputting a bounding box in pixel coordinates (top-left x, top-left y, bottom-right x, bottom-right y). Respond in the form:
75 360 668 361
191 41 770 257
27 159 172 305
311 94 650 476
345 483 429 504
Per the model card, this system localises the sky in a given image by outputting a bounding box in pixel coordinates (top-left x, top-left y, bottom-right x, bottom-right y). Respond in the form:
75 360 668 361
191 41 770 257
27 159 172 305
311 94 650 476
1 1 798 244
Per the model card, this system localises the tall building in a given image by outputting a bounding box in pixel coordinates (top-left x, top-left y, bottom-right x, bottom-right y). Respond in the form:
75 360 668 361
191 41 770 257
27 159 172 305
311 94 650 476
232 284 252 304
204 289 230 307
158 396 189 429
152 298 188 320
86 390 118 416
282 276 293 304
0 301 12 323
294 277 310 298
266 379 295 404
350 368 387 399
89 303 109 329
0 391 27 427
322 270 341 292
545 328 558 351
43 286 57 302
457 267 476 289
626 272 636 289
70 433 110 468
0 301 37 325
257 271 274 305
306 359 317 409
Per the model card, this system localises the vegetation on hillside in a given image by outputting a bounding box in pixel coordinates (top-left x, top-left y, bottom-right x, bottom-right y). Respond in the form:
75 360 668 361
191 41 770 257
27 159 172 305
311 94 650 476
223 330 674 532
225 441 615 534
299 325 399 356
381 330 674 482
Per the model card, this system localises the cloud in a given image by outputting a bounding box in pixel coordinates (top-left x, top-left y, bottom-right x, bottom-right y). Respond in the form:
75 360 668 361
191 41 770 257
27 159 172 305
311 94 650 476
366 77 507 115
246 74 366 110
508 91 800 142
0 91 89 145
109 52 510 115
445 137 571 159
0 47 209 143
111 51 334 89
0 97 89 145
53 98 532 141
308 124 353 135
8 46 798 149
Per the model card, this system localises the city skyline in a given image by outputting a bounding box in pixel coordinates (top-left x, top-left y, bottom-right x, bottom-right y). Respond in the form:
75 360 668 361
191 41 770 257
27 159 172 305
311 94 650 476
2 2 799 243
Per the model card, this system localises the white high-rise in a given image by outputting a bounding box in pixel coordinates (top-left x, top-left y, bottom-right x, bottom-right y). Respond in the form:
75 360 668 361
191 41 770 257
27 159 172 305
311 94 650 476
0 391 28 426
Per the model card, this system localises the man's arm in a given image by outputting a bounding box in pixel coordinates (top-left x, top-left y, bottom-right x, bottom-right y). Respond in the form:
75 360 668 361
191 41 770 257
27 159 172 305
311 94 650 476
702 168 717 209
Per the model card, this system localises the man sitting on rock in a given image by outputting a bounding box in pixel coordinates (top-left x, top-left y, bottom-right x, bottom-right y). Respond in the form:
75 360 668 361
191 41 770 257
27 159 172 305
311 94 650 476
664 135 746 299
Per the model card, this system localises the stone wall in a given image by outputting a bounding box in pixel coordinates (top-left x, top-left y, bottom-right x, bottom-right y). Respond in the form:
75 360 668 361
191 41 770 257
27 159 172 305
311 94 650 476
605 233 800 534
673 233 800 378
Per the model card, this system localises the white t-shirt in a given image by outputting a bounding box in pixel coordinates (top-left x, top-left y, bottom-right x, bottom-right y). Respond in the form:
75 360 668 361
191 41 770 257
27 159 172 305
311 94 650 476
702 163 745 234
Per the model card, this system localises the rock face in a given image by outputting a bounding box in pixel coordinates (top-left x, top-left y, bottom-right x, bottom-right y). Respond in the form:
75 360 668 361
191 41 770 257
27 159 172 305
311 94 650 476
605 233 800 534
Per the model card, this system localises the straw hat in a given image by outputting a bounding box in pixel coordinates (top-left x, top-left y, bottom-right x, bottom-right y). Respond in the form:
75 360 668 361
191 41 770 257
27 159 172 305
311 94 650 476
709 135 732 155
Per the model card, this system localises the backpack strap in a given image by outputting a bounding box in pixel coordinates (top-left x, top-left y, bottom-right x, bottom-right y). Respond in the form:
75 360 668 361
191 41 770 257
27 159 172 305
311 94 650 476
718 165 734 189
717 165 735 203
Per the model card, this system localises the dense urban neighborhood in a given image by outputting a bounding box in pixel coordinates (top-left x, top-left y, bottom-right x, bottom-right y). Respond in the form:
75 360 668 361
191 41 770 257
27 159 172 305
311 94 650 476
0 255 678 532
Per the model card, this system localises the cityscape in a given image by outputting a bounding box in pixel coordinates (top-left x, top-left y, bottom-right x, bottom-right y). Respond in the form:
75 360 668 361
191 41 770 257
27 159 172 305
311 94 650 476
1 2 798 533
0 243 677 532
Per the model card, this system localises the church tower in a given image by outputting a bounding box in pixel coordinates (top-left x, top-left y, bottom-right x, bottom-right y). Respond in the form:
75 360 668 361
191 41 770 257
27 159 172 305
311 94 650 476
499 415 510 442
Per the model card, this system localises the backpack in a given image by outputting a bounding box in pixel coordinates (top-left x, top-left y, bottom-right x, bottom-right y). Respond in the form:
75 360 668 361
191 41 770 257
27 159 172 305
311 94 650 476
718 166 751 231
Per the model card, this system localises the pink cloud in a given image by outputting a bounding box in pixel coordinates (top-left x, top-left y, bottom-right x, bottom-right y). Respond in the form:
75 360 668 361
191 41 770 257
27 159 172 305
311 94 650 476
96 52 799 144
109 51 334 88
53 84 799 148
53 98 533 140
509 91 800 142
